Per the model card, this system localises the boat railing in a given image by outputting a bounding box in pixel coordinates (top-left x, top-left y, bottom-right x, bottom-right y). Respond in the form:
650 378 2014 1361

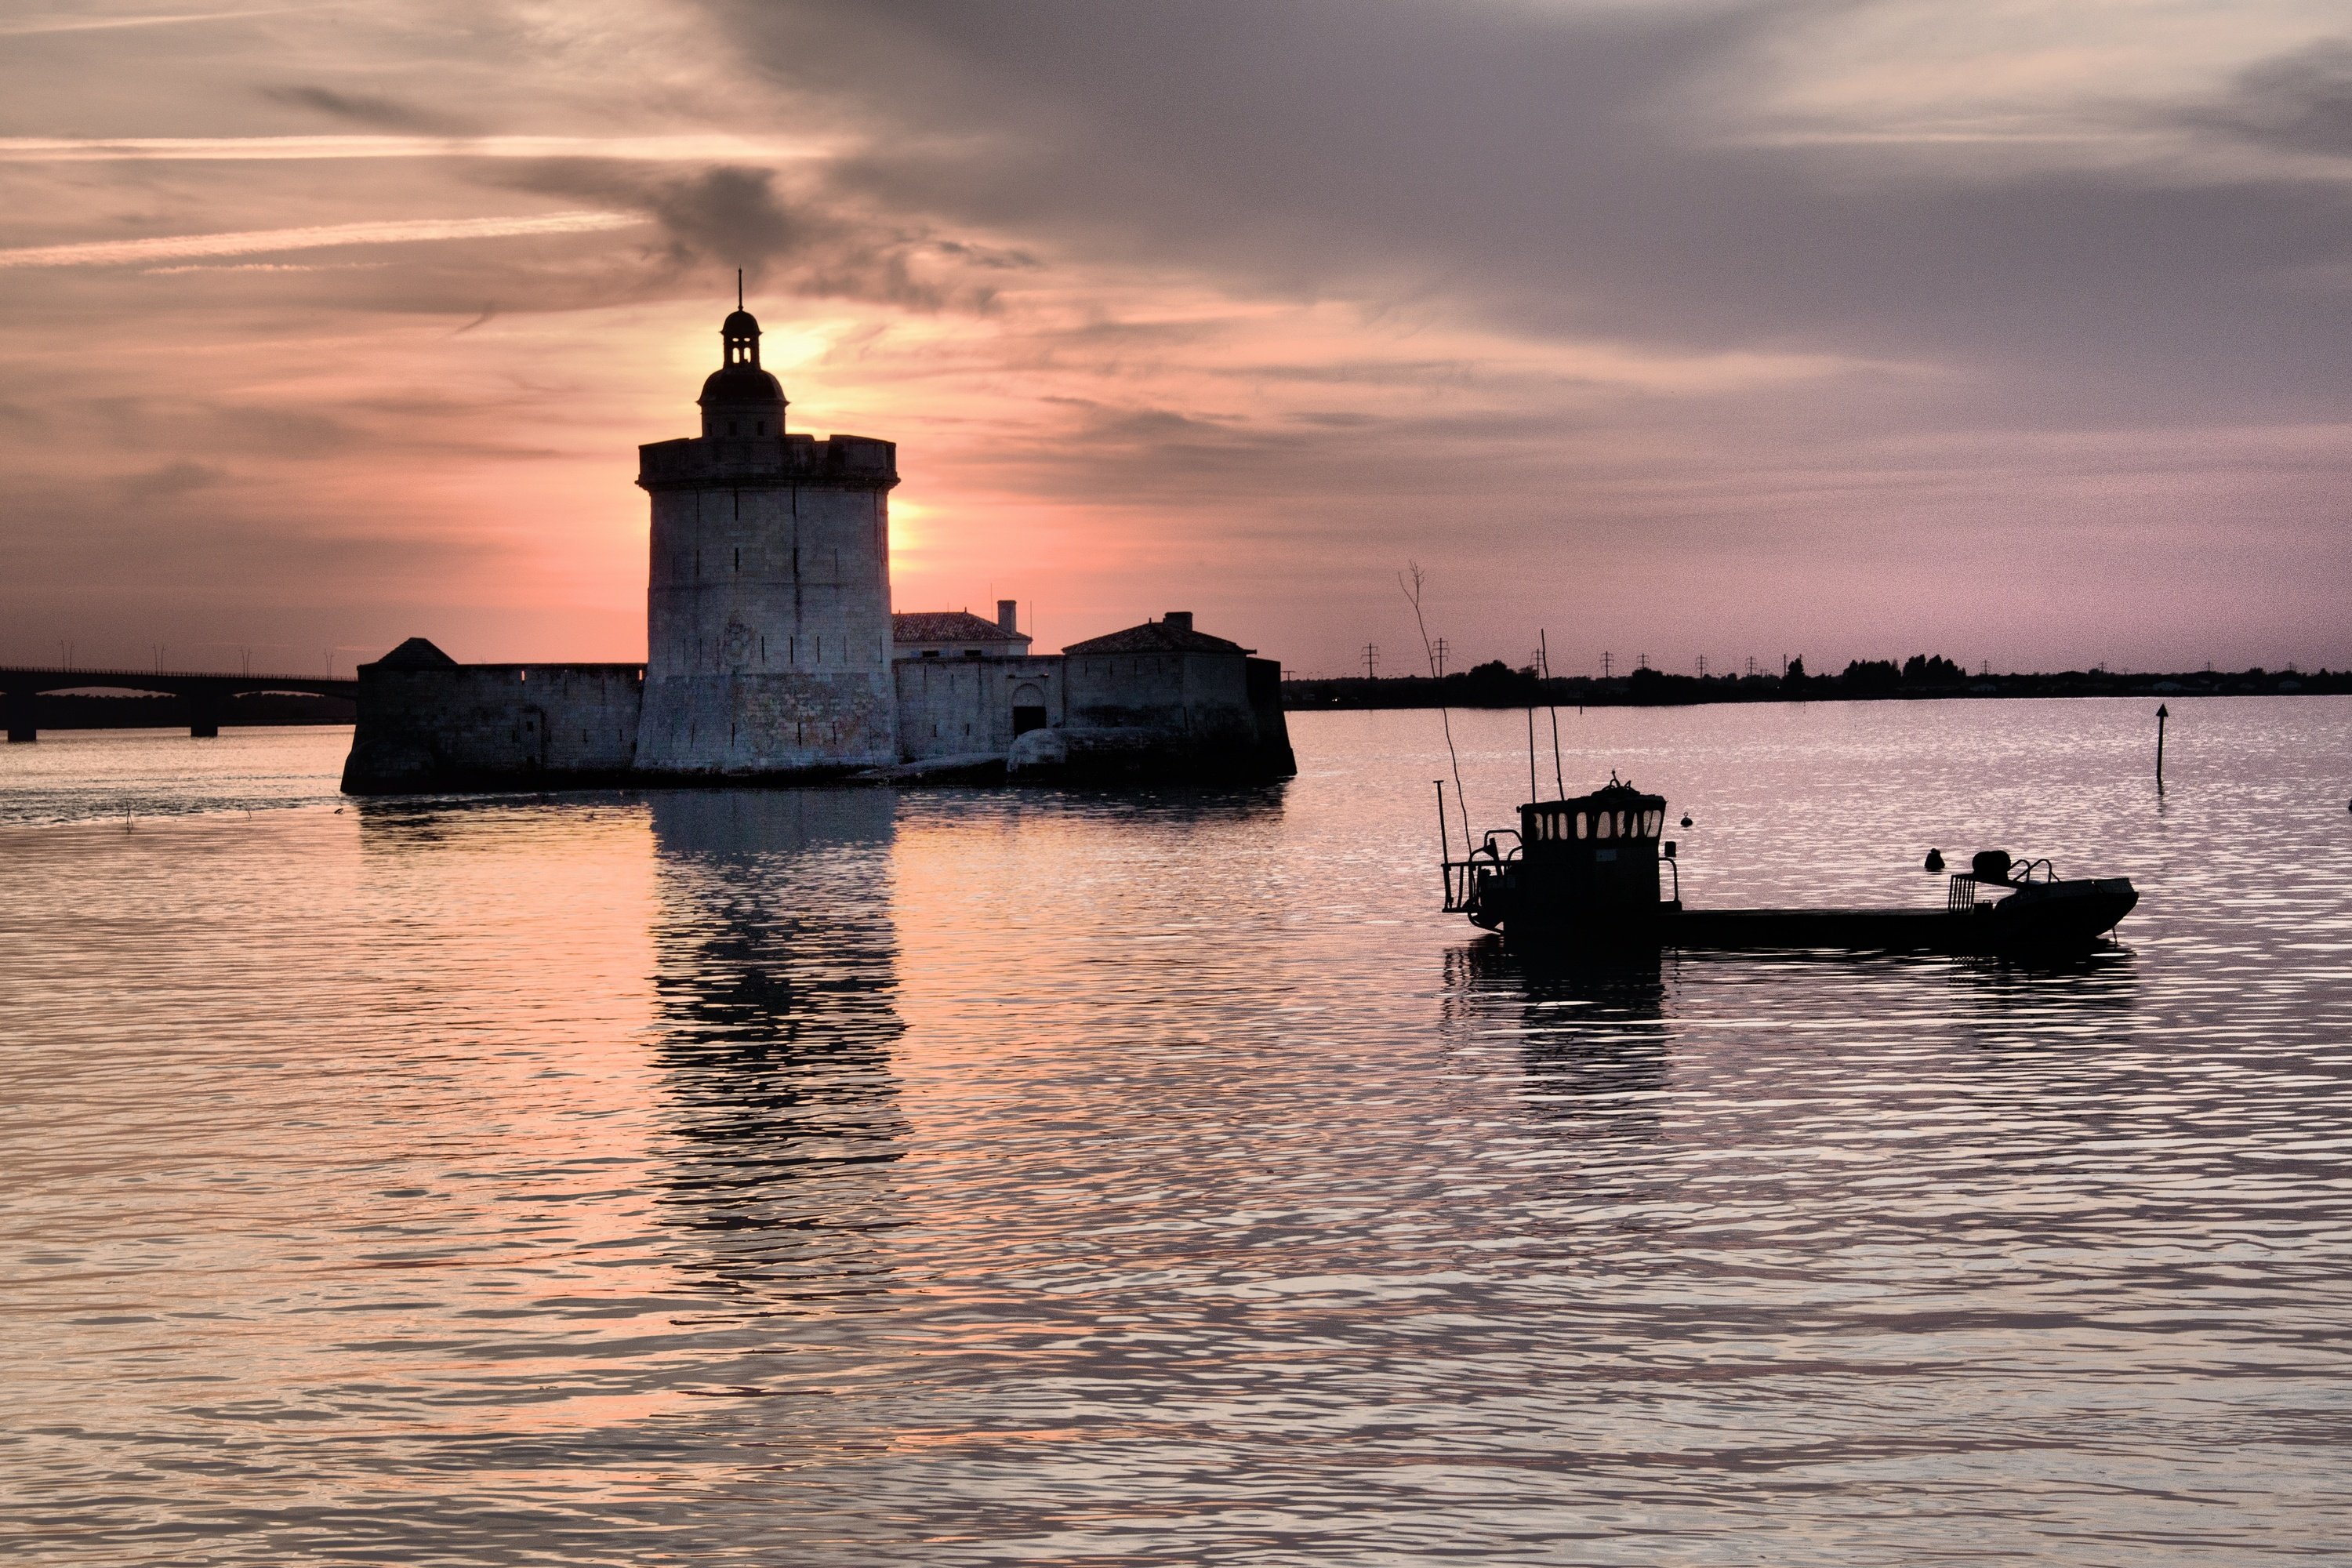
1441 831 1520 913
1948 858 2058 912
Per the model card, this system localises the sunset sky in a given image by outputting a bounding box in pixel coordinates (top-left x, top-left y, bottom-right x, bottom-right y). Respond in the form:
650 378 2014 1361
4 0 2350 678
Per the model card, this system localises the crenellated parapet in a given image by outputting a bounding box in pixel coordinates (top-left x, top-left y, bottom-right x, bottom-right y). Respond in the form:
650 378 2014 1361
637 434 898 492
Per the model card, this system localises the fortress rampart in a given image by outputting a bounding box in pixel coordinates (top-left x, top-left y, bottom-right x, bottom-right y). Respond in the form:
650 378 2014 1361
339 647 644 793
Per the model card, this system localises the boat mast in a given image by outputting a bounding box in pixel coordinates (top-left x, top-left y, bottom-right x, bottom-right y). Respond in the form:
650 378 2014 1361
1526 706 1538 804
1540 628 1564 799
1401 562 1471 851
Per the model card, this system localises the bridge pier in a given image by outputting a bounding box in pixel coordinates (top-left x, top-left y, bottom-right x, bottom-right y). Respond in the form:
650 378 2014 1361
5 688 32 744
188 691 223 739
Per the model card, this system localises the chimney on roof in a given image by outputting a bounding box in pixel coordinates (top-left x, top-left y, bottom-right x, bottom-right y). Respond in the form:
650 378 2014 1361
997 599 1018 634
1165 611 1192 632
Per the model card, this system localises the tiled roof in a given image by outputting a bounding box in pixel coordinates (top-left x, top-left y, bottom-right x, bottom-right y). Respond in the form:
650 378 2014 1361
1062 620 1251 655
892 611 1025 643
370 637 458 670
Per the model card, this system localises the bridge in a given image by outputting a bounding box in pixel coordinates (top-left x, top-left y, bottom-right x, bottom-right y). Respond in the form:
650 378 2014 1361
0 665 360 742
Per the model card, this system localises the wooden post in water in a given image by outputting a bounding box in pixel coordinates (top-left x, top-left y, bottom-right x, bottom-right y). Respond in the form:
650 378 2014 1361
2155 702 2168 793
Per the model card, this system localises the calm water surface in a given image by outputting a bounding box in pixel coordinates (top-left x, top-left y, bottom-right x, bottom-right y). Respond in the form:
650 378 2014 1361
3 701 2350 1565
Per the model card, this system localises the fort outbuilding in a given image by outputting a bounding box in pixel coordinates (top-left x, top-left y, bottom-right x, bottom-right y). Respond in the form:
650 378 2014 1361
340 303 1293 794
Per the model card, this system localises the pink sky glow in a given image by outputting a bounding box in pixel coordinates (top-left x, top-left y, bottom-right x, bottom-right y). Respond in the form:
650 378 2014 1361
5 1 2351 679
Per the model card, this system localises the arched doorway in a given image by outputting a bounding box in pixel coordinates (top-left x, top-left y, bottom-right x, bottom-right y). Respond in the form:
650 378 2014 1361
1011 682 1047 737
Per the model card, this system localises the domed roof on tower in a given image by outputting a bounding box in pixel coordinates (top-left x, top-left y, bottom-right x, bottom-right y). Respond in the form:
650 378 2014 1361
698 271 786 419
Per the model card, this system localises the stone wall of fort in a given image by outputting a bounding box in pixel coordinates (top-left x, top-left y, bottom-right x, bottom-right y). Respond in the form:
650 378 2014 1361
895 655 1062 761
1058 651 1294 781
339 662 644 794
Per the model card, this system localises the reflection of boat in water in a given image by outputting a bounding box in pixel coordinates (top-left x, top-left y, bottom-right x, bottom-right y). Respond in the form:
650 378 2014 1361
1440 778 2137 957
1443 938 1671 1138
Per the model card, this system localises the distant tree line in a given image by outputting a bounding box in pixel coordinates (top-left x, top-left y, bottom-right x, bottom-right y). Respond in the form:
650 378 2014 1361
1283 655 2346 710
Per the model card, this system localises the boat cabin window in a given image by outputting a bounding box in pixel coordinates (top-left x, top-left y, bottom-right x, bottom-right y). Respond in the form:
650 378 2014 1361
1552 803 1661 844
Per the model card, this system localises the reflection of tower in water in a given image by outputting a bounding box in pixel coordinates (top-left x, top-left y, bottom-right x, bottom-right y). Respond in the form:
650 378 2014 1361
648 789 907 1308
1443 938 1671 1142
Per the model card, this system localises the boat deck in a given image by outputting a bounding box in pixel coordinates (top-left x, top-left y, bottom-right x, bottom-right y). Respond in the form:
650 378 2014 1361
1667 908 1958 951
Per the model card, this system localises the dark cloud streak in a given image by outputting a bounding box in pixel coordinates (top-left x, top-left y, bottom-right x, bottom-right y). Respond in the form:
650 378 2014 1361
2187 38 2352 157
258 82 478 135
485 158 1014 310
701 0 2352 423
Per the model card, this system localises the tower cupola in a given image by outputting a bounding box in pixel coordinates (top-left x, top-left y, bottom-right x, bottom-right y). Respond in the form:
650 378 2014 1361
720 307 760 367
697 280 787 439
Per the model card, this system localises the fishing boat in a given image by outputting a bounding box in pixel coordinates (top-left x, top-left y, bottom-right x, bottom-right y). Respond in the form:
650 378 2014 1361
1439 777 2137 956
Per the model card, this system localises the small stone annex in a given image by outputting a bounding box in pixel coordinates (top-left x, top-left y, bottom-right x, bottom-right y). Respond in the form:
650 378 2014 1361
339 304 1294 794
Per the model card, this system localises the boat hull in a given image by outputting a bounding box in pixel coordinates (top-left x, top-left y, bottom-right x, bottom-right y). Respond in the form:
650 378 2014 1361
1490 879 2137 957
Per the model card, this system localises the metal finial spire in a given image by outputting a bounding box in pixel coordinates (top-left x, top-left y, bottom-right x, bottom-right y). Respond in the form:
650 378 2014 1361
736 268 743 310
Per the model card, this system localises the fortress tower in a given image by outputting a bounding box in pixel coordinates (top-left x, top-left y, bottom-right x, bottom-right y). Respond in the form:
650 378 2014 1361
633 300 898 775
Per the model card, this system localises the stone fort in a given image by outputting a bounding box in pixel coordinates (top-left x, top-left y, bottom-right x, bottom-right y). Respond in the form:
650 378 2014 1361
341 303 1294 793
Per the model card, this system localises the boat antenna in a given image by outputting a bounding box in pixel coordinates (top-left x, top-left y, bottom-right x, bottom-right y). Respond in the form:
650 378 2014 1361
1435 779 1455 866
1526 705 1539 804
1401 561 1471 850
1539 627 1564 798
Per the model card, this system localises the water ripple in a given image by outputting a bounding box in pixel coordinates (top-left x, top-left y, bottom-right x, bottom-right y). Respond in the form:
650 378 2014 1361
2 699 2350 1563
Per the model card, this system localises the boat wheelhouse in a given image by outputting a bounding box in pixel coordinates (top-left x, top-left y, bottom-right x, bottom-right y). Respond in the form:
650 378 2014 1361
1446 779 1678 935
